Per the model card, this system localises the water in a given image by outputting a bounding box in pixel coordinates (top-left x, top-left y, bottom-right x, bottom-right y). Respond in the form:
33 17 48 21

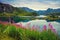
17 19 60 35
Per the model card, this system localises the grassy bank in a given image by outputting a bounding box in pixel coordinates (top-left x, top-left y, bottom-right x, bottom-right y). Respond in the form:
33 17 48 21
0 22 59 40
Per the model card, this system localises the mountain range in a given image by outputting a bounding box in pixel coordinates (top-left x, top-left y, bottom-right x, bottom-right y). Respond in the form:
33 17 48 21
0 2 60 22
20 7 60 15
0 2 60 15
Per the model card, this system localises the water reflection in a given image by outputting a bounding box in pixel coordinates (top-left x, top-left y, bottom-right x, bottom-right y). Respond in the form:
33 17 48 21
17 19 60 35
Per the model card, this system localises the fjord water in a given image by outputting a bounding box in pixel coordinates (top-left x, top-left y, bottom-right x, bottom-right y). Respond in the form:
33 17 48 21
18 19 60 35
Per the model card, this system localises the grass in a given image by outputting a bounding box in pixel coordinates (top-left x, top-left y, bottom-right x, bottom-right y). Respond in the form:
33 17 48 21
0 22 59 40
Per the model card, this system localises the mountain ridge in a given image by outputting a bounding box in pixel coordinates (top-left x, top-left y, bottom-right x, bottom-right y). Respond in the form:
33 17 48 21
21 7 60 15
0 2 60 15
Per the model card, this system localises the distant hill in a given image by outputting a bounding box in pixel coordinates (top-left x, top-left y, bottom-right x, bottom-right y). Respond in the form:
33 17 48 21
0 2 38 16
0 2 38 22
45 8 60 15
18 7 60 15
20 7 35 12
0 2 60 16
36 8 60 15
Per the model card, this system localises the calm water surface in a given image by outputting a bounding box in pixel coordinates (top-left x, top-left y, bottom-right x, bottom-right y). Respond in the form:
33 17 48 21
18 19 60 35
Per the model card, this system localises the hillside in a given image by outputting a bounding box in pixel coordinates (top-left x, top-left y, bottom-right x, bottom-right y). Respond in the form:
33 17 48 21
0 2 15 13
37 8 60 15
0 2 38 22
19 7 60 15
0 2 38 16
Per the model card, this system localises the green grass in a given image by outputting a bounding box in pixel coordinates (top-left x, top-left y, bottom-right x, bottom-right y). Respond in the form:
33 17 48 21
0 24 59 40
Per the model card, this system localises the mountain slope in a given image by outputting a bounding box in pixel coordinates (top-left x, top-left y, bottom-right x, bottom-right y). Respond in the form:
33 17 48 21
0 2 38 16
37 8 60 15
0 2 15 13
0 2 38 22
20 7 35 12
18 7 60 15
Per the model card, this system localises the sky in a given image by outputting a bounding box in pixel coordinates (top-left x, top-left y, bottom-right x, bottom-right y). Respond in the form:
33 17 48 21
0 0 60 10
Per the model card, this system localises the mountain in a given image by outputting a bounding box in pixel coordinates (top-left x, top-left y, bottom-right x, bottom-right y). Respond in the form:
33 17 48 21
0 2 39 22
45 8 60 15
37 8 60 15
0 2 15 13
0 2 60 22
0 2 38 16
19 7 60 15
0 2 60 15
20 7 35 12
36 10 45 15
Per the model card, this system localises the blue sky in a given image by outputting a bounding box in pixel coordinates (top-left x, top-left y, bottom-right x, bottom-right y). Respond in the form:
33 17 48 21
0 0 60 10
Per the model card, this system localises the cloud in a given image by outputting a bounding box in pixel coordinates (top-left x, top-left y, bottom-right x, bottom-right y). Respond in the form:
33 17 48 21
12 2 50 10
0 0 60 10
11 0 60 10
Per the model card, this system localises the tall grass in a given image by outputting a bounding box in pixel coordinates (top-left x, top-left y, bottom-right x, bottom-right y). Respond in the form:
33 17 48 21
0 21 59 40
